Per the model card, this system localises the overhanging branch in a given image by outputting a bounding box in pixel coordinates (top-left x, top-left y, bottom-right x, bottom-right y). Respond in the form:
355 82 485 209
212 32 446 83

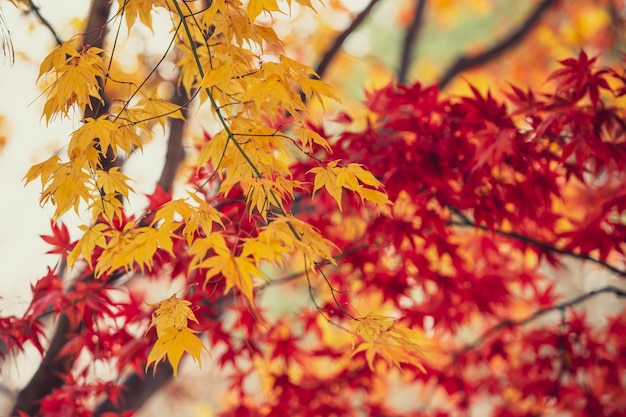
438 0 559 89
453 285 626 358
447 206 626 279
397 0 427 85
315 0 381 79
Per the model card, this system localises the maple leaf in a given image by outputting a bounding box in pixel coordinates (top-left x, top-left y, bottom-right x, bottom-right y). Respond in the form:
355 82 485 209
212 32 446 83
247 0 281 22
96 222 175 276
68 116 118 159
146 294 205 377
134 94 185 131
148 294 199 337
118 0 168 31
95 168 134 199
309 160 392 210
351 314 428 372
39 43 106 123
200 252 268 305
269 215 338 267
67 223 108 268
40 221 75 259
23 155 62 189
146 326 203 377
295 125 331 153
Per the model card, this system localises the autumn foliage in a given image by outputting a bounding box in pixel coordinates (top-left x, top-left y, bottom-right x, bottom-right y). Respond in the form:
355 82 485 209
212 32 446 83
1 0 625 416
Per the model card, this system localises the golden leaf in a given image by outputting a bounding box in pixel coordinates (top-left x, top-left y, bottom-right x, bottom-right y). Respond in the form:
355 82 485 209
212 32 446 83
148 294 199 337
351 314 428 373
146 326 203 377
199 252 268 305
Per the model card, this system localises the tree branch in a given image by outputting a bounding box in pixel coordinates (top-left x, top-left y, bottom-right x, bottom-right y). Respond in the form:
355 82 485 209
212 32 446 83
158 86 189 192
10 1 112 415
26 0 63 46
447 211 626 278
397 0 427 85
438 0 559 90
453 285 626 358
95 363 174 415
314 0 381 79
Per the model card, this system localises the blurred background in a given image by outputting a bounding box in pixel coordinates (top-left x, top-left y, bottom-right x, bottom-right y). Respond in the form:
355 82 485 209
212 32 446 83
0 0 624 414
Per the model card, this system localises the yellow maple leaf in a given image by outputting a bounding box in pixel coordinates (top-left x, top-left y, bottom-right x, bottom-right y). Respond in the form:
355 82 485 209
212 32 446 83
294 126 331 153
96 222 175 276
146 295 207 376
134 94 185 131
148 294 199 337
269 215 338 267
146 326 203 377
308 160 392 210
247 0 281 22
39 163 95 219
95 167 134 199
199 252 268 305
118 0 168 31
67 223 108 268
38 40 79 80
40 44 106 124
23 155 62 188
241 227 292 268
309 160 343 209
351 314 428 373
68 116 118 159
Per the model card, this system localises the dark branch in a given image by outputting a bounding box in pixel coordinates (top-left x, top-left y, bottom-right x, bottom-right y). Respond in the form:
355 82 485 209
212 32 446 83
438 0 559 90
95 363 174 415
158 87 189 192
454 285 626 357
314 0 381 79
1 6 14 65
10 315 73 415
447 209 626 278
26 0 63 46
397 0 427 85
10 0 113 415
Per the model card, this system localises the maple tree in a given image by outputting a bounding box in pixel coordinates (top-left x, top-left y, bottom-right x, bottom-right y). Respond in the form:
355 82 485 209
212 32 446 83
0 0 625 416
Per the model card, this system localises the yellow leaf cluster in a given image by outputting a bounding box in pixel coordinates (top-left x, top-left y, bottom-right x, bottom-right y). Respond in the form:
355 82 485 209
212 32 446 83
153 192 224 243
146 294 204 377
352 314 428 373
268 216 338 267
188 232 269 305
24 158 94 219
116 0 170 32
39 41 106 124
309 160 392 210
95 220 174 277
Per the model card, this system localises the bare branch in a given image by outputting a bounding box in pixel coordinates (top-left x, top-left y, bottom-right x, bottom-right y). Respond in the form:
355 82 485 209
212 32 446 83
95 363 174 415
454 285 626 357
26 0 63 46
315 0 381 79
10 315 73 415
158 88 189 192
397 0 427 85
447 209 626 278
438 0 559 90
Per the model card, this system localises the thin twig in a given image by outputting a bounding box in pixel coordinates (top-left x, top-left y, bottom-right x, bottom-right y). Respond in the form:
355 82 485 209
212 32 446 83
397 0 427 85
315 0 381 79
26 0 63 46
453 285 626 358
447 205 626 278
438 0 559 89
